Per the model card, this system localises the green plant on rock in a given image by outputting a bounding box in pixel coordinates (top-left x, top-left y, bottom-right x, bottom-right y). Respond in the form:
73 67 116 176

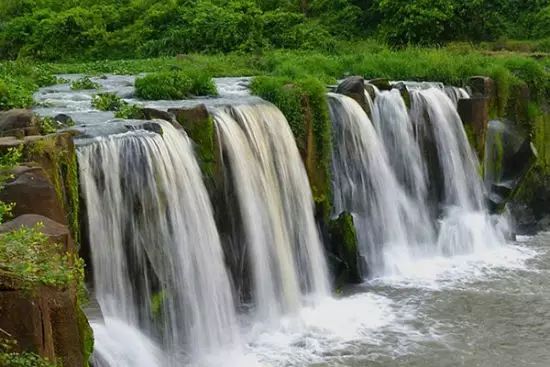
91 92 125 111
135 71 217 100
0 147 22 223
0 338 58 367
114 103 145 119
70 76 100 90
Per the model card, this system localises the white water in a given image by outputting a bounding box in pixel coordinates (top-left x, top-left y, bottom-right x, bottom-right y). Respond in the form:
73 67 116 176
409 88 508 255
372 89 432 211
328 93 432 276
213 102 330 322
77 121 245 365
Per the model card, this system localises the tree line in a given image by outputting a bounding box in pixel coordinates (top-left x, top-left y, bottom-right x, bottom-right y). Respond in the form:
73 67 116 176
0 0 548 60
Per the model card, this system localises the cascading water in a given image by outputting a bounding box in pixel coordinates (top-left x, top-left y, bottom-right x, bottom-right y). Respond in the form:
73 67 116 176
443 86 470 106
77 120 244 366
409 88 507 255
213 102 330 322
371 89 432 211
328 93 433 276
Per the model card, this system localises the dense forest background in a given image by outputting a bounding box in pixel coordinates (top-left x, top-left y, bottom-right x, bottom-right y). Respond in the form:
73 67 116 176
0 0 549 61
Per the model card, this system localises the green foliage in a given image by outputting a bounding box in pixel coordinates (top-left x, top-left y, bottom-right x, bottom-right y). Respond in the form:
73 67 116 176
114 103 145 119
0 0 546 58
0 61 56 110
135 71 217 100
0 147 22 223
0 338 57 367
91 92 125 111
70 76 100 90
0 223 84 288
251 76 332 207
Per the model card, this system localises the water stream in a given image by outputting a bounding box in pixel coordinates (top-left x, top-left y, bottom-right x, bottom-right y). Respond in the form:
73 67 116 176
32 76 549 367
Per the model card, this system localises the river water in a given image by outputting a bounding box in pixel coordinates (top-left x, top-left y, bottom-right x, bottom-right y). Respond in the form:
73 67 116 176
245 233 549 367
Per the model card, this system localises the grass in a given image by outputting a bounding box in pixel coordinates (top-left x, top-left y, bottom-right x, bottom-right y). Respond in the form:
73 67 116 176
134 70 217 99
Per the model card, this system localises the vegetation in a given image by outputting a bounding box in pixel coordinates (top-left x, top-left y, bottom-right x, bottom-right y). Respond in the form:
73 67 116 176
134 71 217 100
91 92 125 111
0 338 57 367
70 76 99 90
0 0 547 61
0 148 22 222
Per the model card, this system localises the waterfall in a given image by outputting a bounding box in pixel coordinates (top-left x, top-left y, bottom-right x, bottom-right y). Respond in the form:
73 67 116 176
328 93 432 276
371 89 432 211
444 86 470 106
213 102 330 322
409 88 506 255
77 120 243 365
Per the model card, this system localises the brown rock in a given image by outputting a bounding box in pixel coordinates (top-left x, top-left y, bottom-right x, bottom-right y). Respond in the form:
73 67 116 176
458 97 489 159
0 214 74 253
0 109 38 137
0 166 66 225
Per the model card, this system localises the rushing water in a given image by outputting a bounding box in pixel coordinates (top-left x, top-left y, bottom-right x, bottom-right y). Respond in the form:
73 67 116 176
77 120 246 365
33 76 549 367
213 102 330 322
328 93 433 276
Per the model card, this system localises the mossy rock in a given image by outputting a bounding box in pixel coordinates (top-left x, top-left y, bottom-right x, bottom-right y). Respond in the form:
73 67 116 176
327 212 362 285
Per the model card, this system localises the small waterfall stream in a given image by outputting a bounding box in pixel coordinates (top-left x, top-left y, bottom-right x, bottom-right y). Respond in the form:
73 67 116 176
213 102 330 322
77 121 244 365
329 93 431 276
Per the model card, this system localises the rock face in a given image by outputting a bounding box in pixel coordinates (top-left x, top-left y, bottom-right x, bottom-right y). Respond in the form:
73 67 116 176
327 212 362 285
458 97 489 159
0 129 92 366
0 109 39 137
485 120 538 213
336 76 371 116
0 166 67 225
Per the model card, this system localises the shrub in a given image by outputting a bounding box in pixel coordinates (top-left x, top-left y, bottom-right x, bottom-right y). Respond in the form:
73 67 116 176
0 338 57 367
134 71 217 100
70 76 99 90
91 92 125 111
114 103 145 119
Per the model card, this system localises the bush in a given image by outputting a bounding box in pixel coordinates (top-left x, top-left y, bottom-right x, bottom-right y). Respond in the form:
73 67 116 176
134 71 217 100
70 76 100 90
91 92 125 111
1 338 57 367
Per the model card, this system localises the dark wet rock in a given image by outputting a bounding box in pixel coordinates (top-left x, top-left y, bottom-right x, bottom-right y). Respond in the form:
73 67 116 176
327 211 363 285
336 76 371 116
0 166 67 225
468 76 495 98
0 109 39 138
393 82 411 109
485 120 538 213
368 78 392 91
53 114 75 127
458 97 489 158
141 108 177 124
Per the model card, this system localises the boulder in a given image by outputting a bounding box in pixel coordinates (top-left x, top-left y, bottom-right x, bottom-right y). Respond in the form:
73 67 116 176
0 166 67 225
0 109 39 138
393 82 411 109
141 108 177 125
368 78 392 91
336 76 371 116
0 214 75 253
53 114 75 127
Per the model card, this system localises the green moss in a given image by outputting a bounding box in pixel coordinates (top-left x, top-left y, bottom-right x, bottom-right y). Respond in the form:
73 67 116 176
135 71 217 100
76 306 93 367
25 135 80 246
328 212 361 285
250 76 333 215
